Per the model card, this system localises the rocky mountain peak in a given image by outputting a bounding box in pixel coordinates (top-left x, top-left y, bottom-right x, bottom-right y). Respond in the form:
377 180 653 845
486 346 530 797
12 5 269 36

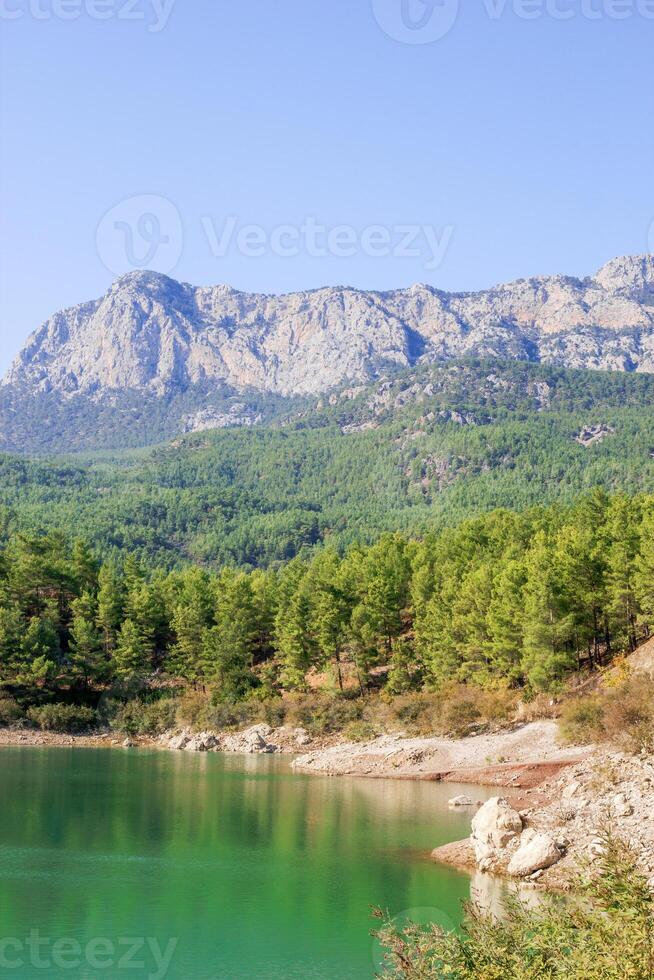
3 255 654 452
593 254 654 299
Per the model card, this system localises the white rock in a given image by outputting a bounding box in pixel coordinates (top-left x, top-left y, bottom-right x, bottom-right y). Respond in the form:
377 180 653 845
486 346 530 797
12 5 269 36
184 732 219 752
471 797 523 866
612 793 634 817
448 795 474 807
508 833 562 877
165 731 191 751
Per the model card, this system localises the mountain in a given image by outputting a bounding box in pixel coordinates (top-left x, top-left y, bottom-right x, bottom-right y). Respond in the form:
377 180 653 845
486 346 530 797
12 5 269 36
2 254 654 453
3 359 654 568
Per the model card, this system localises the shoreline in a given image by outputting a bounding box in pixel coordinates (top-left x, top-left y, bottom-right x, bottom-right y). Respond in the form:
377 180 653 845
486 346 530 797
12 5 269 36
290 720 588 783
5 722 653 892
0 729 132 750
0 720 586 791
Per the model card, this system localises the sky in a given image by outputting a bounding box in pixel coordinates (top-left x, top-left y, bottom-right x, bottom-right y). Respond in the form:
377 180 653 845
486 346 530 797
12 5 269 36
1 0 653 375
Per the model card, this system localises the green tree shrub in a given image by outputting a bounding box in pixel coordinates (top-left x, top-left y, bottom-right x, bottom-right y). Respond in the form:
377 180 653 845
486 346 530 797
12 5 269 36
27 703 97 733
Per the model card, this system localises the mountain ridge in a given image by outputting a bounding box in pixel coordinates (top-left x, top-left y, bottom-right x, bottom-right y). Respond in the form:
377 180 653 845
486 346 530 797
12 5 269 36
3 254 654 453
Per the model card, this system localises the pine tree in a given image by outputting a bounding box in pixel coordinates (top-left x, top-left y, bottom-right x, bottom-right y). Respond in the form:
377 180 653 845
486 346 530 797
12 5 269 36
522 532 576 691
71 540 99 594
450 563 494 684
305 551 352 691
486 558 526 682
204 572 258 700
358 535 410 656
18 607 60 685
123 582 162 666
606 495 641 651
113 618 149 681
274 560 317 690
415 559 464 687
386 637 422 695
0 602 23 682
69 592 105 686
169 599 211 682
96 562 124 655
634 503 654 634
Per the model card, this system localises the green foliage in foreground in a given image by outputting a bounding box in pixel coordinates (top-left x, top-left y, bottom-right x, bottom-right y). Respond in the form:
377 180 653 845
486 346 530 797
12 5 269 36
1 488 654 700
4 360 654 568
375 835 654 979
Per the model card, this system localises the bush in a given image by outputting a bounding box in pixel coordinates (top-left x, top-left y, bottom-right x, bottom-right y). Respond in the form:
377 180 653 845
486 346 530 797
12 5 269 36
343 720 378 743
375 834 654 980
27 703 97 733
0 695 24 726
203 699 257 731
370 686 518 738
516 692 560 723
602 677 654 753
109 698 177 736
257 698 286 728
175 690 210 729
439 693 483 736
560 696 605 745
174 689 286 733
560 676 654 753
285 694 362 735
176 688 512 740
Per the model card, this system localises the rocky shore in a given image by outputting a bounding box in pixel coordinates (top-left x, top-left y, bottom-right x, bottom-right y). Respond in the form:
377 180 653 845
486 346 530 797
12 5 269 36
156 723 315 754
0 722 320 754
291 720 587 782
432 750 654 890
0 719 587 783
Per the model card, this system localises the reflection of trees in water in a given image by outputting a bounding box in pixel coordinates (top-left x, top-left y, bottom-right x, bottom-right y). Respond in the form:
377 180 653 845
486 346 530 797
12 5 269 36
0 749 485 955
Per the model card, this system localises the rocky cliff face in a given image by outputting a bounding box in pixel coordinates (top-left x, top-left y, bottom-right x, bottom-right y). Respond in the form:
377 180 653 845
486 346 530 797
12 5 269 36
2 255 654 452
4 255 654 402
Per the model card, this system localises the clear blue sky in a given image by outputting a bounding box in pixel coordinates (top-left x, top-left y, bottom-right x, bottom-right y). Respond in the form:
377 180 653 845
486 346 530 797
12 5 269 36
1 0 653 374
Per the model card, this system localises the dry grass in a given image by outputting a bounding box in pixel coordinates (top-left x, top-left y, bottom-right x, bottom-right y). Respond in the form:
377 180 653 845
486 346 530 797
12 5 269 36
169 684 521 739
559 675 654 753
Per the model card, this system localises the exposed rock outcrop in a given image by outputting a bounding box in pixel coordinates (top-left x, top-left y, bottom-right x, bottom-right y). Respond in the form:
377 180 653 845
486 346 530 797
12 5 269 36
575 423 615 447
437 750 654 888
471 797 523 870
159 724 312 755
3 256 654 449
4 254 654 453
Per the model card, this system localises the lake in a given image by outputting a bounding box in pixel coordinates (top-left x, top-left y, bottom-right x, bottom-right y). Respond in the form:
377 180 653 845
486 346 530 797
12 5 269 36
0 748 494 979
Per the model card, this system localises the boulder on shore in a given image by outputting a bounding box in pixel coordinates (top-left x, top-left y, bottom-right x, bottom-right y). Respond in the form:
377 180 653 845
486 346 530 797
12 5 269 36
508 831 562 877
471 797 523 868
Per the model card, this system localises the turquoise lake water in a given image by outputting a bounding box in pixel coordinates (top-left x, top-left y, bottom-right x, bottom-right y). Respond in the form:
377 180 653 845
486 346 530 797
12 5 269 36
0 747 493 979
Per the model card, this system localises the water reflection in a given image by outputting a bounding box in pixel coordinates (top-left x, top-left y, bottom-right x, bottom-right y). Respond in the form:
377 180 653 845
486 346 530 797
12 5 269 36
0 747 498 980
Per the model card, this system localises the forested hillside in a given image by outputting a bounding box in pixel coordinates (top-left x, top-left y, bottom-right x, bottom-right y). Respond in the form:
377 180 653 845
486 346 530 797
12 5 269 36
3 360 654 568
0 491 651 704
